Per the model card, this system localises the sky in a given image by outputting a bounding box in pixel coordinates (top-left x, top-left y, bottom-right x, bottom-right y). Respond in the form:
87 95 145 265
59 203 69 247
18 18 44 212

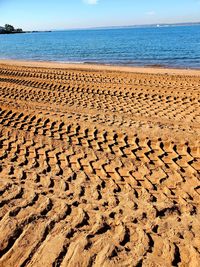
0 0 199 31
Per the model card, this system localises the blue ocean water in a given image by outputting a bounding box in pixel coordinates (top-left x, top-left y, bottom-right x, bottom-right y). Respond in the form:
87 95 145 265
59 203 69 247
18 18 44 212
0 25 200 68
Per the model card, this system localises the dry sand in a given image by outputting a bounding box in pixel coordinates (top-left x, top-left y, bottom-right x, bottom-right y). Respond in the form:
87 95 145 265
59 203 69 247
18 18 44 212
0 61 199 266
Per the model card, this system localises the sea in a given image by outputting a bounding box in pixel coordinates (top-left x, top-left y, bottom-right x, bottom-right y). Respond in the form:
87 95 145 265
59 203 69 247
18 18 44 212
0 25 200 69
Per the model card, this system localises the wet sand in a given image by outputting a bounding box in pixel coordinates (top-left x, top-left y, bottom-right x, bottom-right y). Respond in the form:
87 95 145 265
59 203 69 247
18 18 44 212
1 59 200 75
0 61 199 266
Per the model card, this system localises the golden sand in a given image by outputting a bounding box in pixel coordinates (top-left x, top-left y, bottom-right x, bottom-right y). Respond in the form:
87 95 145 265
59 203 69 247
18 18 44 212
0 61 199 266
1 59 200 75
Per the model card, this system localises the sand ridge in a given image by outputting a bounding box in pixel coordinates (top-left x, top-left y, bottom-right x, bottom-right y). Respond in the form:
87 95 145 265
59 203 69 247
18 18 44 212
0 63 199 266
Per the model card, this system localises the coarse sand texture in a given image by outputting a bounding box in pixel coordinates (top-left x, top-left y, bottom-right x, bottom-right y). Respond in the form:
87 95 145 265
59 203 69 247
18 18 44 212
0 63 199 267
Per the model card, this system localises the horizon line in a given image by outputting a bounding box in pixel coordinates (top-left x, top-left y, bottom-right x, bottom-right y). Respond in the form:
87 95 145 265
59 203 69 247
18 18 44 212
1 20 200 32
49 20 200 31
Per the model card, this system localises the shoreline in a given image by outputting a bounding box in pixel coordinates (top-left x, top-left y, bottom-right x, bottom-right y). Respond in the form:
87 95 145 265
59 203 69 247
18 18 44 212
0 59 200 76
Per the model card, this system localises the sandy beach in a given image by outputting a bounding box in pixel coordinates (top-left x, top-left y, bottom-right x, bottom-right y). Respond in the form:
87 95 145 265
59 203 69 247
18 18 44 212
1 59 200 75
0 61 199 266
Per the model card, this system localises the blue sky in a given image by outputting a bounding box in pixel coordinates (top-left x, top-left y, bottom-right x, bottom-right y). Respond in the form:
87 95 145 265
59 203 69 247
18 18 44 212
0 0 199 30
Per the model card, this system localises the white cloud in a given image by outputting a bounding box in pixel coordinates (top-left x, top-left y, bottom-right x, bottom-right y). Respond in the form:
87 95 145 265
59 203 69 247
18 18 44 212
146 11 156 16
83 0 98 4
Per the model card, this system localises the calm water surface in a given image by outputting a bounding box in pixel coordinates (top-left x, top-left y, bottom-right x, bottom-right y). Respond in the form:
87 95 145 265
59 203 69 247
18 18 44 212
0 25 200 68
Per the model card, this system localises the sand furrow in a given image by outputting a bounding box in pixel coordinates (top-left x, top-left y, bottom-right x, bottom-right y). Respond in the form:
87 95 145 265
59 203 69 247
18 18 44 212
0 64 199 266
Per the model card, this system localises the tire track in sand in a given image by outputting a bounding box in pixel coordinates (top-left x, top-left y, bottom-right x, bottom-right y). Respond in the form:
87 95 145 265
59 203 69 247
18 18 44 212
0 64 199 266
